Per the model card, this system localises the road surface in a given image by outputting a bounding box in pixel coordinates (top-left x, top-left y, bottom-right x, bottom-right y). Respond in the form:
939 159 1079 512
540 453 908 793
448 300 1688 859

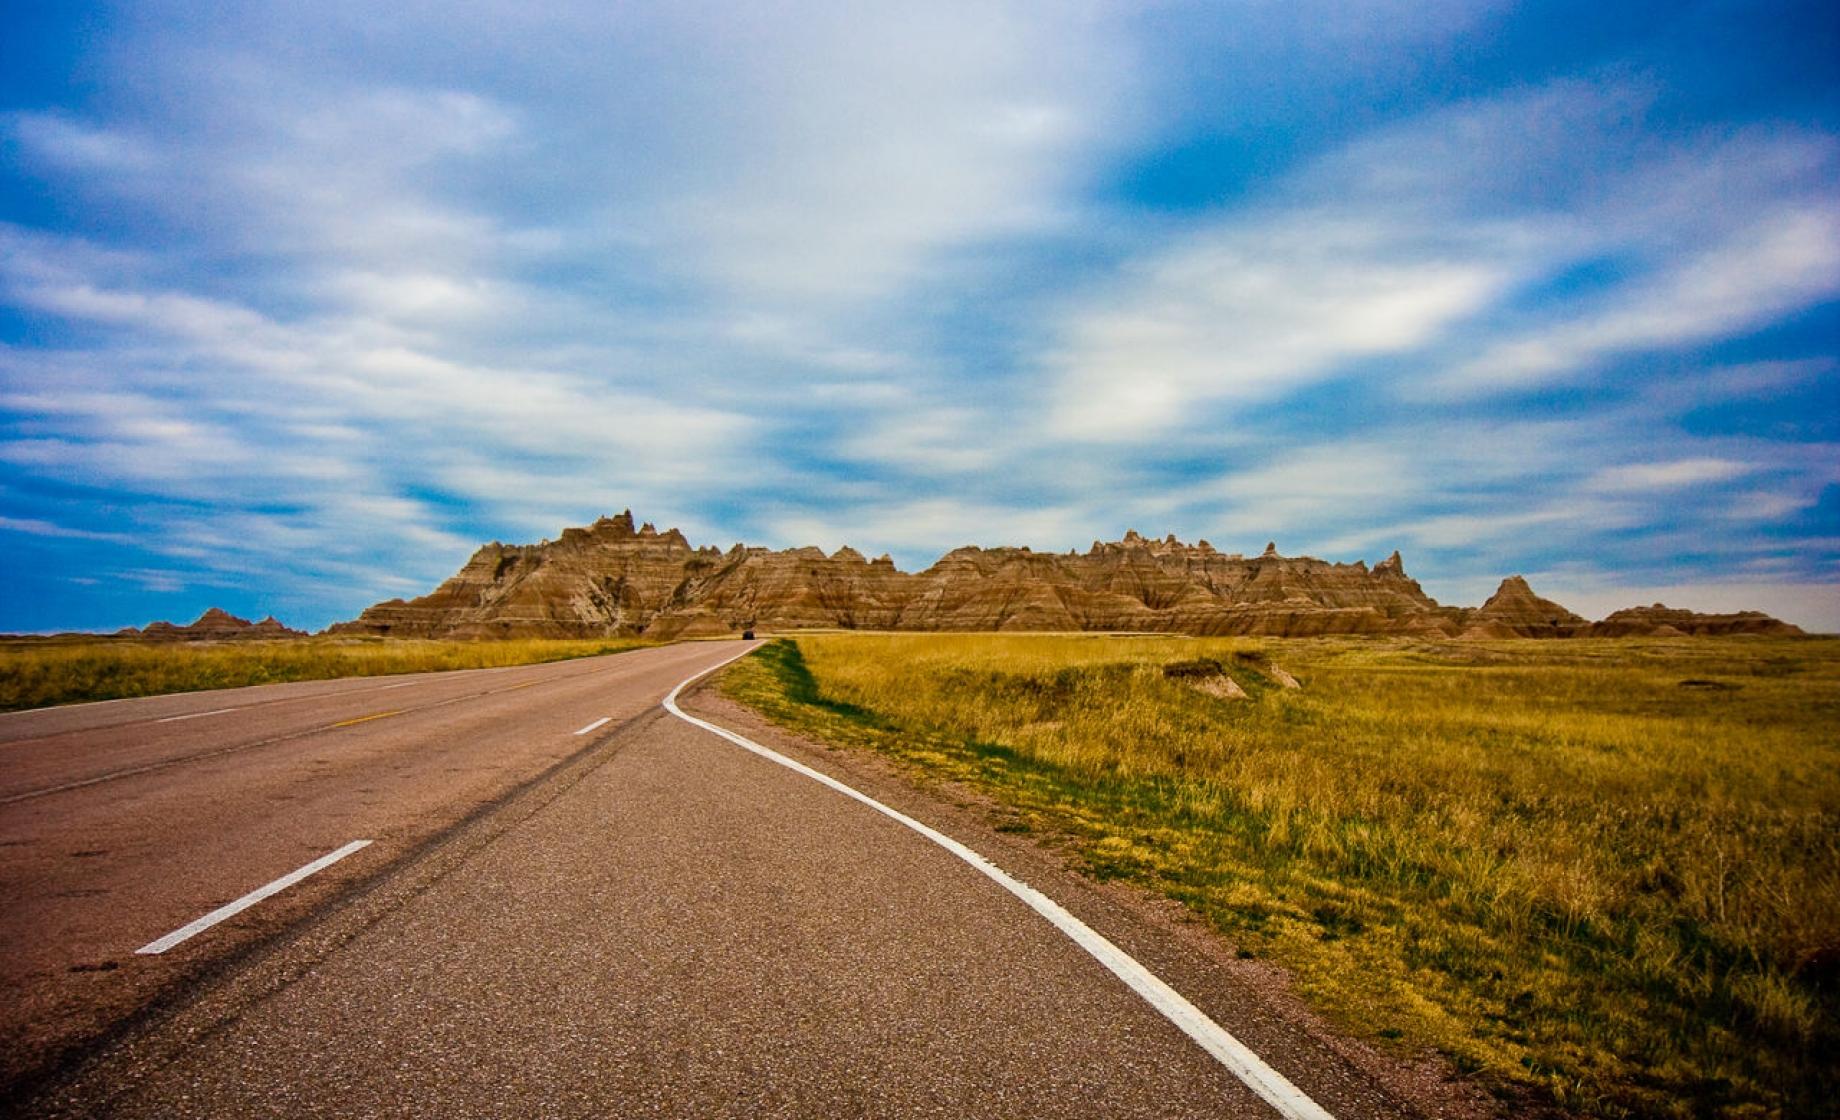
1 641 1452 1118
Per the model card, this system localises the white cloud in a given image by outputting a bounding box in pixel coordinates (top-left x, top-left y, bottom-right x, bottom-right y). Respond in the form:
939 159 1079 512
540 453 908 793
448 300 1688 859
1394 505 1599 550
0 515 136 544
1637 358 1834 412
644 3 1131 305
1035 82 1840 441
1180 442 1421 544
79 3 1132 330
4 112 155 171
0 229 770 616
1452 206 1840 391
286 87 515 159
1042 215 1514 440
769 497 1092 568
2 12 1836 629
1586 458 1758 492
118 569 190 595
832 401 1006 475
322 270 524 323
1718 490 1818 522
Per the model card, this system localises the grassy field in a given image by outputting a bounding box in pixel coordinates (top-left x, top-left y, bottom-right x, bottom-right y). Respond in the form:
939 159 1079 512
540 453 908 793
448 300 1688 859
0 636 651 711
721 633 1840 1119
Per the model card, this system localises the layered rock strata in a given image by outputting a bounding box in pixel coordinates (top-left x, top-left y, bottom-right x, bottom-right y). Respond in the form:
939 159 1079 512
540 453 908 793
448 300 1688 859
1461 576 1590 639
1587 604 1803 638
331 513 1483 639
332 511 1804 640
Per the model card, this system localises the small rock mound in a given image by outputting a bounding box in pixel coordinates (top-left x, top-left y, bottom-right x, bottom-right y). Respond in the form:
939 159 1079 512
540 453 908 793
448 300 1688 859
1468 576 1586 638
1264 664 1302 689
1161 659 1248 700
129 608 306 641
1590 604 1803 638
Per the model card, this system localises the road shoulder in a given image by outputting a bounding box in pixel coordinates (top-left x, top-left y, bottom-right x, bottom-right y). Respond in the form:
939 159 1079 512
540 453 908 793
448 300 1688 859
682 680 1504 1120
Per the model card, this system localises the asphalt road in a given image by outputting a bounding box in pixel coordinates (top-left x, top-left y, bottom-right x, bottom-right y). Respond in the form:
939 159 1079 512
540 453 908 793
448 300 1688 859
1 641 1451 1119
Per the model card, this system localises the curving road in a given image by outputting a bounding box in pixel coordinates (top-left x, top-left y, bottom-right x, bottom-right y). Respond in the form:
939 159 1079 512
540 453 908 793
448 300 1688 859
1 641 1436 1118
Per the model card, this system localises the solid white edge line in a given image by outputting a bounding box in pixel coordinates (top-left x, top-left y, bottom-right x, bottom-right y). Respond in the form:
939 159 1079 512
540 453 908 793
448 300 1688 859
573 716 613 736
136 839 374 955
662 646 1338 1120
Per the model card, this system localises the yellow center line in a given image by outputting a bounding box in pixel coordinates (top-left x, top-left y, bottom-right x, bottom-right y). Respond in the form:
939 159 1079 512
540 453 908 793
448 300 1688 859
329 710 404 729
501 681 540 691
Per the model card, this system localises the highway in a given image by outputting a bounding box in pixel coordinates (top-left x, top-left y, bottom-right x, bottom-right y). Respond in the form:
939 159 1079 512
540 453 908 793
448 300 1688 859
1 641 1446 1118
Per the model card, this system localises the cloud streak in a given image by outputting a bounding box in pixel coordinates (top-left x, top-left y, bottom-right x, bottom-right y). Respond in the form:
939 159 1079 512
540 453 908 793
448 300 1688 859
1 3 1836 630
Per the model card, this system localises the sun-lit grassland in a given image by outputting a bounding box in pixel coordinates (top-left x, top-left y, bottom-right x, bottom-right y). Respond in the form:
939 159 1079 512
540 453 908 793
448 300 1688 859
0 636 653 711
721 633 1840 1119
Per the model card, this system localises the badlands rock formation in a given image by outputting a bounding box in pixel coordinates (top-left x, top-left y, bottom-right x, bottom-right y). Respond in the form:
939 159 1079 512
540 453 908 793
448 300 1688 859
332 510 1805 640
333 513 1458 639
1587 604 1802 638
120 608 307 641
1462 576 1589 639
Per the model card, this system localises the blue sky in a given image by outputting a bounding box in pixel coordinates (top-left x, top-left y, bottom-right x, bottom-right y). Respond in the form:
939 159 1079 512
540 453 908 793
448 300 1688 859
3 1 1838 632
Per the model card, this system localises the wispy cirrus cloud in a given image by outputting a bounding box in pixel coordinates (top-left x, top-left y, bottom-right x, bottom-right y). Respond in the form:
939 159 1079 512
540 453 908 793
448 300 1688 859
0 2 1140 626
1451 205 1840 393
1040 215 1517 441
1033 83 1840 437
0 514 136 544
1 2 1836 631
1586 458 1760 492
2 112 155 172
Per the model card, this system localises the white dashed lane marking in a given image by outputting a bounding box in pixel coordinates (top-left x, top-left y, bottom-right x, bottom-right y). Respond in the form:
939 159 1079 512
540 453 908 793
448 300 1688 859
136 840 374 956
155 707 243 724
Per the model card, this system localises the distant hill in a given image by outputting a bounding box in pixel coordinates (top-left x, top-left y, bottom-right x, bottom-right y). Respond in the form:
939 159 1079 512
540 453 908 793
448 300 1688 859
331 510 1804 641
117 608 307 641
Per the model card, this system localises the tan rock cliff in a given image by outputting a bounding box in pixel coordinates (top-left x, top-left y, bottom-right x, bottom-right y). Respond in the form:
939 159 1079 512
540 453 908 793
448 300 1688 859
329 514 1458 638
329 512 1804 640
1464 576 1588 638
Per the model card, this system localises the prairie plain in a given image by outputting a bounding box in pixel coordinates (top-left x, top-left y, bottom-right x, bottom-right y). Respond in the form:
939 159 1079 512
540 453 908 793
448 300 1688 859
0 636 650 712
722 633 1840 1119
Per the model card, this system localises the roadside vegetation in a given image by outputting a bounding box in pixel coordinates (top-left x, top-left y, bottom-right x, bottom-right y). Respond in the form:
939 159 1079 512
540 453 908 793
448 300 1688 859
0 636 650 711
722 633 1840 1119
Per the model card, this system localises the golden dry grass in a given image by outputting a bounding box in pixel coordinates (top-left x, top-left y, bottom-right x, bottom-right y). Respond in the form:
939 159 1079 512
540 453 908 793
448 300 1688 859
722 633 1840 1119
0 636 651 711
